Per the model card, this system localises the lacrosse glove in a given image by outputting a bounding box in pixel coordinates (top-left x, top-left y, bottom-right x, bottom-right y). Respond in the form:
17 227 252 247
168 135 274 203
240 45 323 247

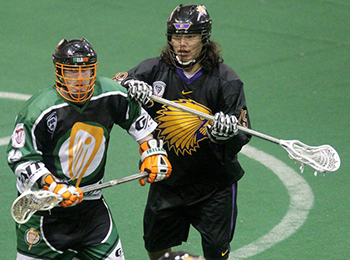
42 174 83 207
125 79 153 106
206 111 239 143
139 139 172 186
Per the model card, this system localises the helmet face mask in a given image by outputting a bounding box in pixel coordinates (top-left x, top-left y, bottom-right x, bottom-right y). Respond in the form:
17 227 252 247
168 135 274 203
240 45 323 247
55 63 97 103
52 38 98 103
166 4 212 70
170 34 203 67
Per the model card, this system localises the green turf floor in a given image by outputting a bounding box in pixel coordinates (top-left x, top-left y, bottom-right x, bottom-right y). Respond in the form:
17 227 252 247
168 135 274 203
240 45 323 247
1 1 349 259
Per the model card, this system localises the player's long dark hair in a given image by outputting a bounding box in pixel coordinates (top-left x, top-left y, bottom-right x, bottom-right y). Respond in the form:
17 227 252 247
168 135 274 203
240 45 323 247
161 41 224 72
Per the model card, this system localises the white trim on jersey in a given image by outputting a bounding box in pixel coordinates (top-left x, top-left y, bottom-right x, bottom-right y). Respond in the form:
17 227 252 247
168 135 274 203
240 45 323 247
90 90 127 101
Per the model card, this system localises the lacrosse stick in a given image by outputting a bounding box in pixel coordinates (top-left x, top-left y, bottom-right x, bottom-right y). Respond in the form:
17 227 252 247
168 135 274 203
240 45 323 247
11 172 148 224
151 95 341 175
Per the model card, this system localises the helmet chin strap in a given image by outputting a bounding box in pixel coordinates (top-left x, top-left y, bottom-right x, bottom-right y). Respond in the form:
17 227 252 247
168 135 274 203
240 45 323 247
175 55 197 66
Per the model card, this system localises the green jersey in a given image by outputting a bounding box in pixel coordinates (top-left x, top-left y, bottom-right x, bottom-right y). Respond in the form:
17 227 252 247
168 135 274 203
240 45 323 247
7 76 157 200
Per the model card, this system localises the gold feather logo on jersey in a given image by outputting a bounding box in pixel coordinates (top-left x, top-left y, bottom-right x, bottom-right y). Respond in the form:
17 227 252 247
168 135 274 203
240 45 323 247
155 99 212 155
59 122 106 186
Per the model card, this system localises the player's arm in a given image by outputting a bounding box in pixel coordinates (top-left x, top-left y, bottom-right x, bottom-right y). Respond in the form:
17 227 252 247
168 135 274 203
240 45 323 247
138 134 153 144
207 79 251 151
112 75 153 107
121 98 172 186
7 119 82 207
7 118 49 191
112 59 160 106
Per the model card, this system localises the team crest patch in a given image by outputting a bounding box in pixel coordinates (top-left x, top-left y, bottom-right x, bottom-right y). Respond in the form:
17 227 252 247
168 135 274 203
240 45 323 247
46 111 57 133
153 81 166 97
25 228 41 250
11 123 25 148
155 99 211 155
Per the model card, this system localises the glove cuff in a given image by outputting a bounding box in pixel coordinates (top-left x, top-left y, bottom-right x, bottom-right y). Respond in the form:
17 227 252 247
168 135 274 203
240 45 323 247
139 139 168 162
140 148 167 162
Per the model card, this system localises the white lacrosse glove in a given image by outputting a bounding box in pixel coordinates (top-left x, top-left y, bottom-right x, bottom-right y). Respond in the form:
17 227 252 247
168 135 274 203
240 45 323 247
42 174 83 207
206 112 239 143
139 139 172 186
124 79 153 106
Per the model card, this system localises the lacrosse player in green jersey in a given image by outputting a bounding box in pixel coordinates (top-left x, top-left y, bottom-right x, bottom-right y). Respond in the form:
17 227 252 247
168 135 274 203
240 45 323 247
7 38 172 260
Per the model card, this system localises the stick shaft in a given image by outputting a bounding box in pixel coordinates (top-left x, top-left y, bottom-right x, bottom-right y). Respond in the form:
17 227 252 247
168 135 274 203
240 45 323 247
151 95 281 144
81 172 148 193
11 172 148 224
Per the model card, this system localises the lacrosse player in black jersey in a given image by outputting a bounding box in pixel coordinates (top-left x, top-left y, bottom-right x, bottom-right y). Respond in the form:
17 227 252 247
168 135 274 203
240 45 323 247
113 4 251 260
7 38 171 260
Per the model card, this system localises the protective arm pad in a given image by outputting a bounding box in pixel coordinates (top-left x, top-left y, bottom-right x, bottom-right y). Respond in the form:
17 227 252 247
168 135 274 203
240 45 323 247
14 161 51 192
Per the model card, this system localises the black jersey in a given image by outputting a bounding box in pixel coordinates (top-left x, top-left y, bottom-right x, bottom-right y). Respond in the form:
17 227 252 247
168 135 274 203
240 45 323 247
7 76 157 199
116 57 251 186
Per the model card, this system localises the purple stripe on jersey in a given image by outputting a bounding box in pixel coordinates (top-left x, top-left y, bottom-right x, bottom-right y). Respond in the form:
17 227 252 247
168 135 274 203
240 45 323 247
176 68 203 84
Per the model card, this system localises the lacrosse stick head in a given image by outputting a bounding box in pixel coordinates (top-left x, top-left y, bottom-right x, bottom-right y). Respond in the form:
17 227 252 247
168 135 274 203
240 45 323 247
11 190 62 224
280 140 341 175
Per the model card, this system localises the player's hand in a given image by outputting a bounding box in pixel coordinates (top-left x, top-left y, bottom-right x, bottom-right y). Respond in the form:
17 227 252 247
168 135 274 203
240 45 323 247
139 139 172 186
125 79 153 106
43 174 83 207
206 112 238 143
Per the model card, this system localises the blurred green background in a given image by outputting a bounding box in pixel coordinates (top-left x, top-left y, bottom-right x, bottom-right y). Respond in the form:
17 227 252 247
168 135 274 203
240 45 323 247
1 1 349 259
